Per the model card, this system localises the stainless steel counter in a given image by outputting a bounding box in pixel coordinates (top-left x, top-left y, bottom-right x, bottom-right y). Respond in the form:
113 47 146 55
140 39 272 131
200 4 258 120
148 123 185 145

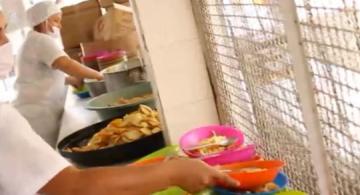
57 89 101 144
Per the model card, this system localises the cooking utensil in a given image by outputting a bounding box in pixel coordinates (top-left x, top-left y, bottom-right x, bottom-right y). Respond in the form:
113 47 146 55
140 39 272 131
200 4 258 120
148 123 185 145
86 82 154 120
185 136 238 151
57 108 165 167
101 58 144 92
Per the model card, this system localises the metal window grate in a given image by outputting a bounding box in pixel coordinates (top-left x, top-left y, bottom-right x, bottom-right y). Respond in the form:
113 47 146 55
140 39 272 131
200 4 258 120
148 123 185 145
192 0 319 193
296 1 360 194
193 0 360 194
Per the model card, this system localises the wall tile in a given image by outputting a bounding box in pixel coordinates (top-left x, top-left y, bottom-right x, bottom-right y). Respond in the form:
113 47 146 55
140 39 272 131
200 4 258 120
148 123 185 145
135 0 199 50
164 98 220 143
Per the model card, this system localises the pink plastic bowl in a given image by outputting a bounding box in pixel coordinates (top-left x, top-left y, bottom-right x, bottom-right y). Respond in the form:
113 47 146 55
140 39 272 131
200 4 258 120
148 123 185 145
179 125 245 158
201 144 256 165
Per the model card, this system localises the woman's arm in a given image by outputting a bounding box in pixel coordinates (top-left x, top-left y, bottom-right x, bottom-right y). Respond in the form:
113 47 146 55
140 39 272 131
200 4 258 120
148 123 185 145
39 164 173 195
39 159 239 195
52 56 103 80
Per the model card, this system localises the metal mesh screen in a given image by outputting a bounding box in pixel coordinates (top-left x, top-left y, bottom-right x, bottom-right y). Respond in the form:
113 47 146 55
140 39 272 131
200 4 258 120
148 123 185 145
296 0 360 194
192 0 319 193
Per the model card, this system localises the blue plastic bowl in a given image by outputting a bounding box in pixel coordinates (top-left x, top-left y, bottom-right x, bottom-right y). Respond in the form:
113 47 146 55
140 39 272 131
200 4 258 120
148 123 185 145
74 90 91 99
213 172 289 195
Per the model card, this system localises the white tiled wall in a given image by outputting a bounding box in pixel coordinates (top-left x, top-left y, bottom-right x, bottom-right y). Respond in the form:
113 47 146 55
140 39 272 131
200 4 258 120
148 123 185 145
132 0 219 143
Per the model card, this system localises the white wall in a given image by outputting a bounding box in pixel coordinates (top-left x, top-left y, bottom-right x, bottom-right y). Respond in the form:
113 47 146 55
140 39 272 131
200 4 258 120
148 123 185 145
131 0 219 143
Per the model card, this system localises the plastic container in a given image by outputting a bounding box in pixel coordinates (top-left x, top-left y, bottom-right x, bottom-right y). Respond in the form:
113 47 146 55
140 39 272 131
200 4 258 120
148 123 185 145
74 90 91 99
179 125 245 158
73 86 91 99
219 160 285 190
213 172 289 195
96 50 127 71
81 51 108 71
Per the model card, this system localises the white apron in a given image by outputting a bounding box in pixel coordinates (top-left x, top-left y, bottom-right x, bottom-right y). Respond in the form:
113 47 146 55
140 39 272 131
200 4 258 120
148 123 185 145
13 30 67 147
0 103 70 195
0 42 14 79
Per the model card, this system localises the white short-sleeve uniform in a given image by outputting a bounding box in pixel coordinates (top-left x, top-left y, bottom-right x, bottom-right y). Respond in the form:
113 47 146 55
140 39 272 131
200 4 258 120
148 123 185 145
13 31 67 147
0 103 70 195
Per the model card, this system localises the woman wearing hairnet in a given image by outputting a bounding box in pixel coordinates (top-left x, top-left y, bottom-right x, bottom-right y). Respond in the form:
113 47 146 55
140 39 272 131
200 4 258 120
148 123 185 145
13 1 103 147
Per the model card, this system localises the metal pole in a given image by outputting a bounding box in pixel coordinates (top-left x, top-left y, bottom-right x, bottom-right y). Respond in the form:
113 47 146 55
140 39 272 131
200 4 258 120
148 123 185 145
279 1 334 195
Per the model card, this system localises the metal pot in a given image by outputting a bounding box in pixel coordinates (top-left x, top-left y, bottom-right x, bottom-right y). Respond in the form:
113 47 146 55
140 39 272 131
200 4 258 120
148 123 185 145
86 82 154 120
101 58 145 92
84 79 107 97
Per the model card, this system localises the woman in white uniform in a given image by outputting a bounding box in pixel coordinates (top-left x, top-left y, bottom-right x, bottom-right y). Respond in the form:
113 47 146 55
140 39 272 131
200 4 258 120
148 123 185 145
13 1 103 147
0 104 238 195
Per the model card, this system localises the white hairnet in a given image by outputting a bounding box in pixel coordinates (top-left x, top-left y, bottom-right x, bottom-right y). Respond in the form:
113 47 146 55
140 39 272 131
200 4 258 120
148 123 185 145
27 1 61 27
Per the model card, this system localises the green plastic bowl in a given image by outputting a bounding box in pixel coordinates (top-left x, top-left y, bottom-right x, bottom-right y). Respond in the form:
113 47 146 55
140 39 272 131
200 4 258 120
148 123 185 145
86 82 155 120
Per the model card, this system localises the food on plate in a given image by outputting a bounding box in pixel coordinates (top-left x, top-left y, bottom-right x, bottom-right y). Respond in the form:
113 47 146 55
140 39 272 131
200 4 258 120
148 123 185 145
66 105 161 152
109 93 153 106
253 182 279 193
233 167 267 173
191 132 235 155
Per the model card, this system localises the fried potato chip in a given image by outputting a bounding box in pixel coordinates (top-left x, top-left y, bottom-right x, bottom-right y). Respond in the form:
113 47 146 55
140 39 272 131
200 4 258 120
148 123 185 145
151 127 161 134
123 130 143 141
139 127 152 136
66 105 162 152
107 118 123 128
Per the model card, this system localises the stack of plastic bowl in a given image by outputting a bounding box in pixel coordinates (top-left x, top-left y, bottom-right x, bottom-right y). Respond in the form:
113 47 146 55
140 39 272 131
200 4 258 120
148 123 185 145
96 50 127 71
81 51 108 71
179 125 288 195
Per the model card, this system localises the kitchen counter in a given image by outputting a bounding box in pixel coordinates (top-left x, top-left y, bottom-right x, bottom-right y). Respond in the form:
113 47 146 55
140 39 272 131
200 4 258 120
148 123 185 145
57 88 101 144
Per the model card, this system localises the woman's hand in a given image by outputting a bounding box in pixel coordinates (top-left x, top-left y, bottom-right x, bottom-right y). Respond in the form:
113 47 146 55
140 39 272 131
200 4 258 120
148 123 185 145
164 158 239 193
94 72 104 81
65 76 83 89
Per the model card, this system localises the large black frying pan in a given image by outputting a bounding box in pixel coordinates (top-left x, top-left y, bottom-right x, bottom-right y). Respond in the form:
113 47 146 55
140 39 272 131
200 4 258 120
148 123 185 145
58 113 165 167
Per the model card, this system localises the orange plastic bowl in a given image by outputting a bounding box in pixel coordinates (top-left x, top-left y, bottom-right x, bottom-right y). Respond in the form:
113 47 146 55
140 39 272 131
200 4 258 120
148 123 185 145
220 160 284 190
130 156 166 166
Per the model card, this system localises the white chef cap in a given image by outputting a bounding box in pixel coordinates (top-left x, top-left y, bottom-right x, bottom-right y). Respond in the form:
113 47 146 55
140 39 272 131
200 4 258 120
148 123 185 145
27 1 61 27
